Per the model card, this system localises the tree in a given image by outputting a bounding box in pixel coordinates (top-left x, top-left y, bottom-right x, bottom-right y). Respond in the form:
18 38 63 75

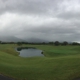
49 42 54 45
61 41 68 46
72 42 79 46
54 41 60 46
0 41 1 44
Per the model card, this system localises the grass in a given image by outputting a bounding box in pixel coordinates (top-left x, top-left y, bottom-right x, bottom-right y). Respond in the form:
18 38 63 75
0 44 80 80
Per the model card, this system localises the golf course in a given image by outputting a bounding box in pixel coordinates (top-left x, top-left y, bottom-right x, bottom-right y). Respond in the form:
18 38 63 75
0 44 80 80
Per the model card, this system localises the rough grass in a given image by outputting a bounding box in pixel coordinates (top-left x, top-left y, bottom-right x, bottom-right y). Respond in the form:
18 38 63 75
0 44 80 80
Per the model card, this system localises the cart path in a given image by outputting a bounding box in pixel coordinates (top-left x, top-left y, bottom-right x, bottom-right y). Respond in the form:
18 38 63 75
0 74 14 80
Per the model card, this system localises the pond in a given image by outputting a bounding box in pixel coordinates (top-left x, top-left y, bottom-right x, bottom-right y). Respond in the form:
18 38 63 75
16 48 44 57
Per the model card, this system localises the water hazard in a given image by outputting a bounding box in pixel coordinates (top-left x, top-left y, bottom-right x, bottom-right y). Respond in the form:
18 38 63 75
16 47 44 57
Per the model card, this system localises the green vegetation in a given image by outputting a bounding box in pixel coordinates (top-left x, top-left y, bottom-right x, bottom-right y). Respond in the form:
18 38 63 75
0 44 80 80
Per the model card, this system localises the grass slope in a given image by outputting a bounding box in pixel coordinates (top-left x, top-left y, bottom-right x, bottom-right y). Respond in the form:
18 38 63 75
0 44 80 80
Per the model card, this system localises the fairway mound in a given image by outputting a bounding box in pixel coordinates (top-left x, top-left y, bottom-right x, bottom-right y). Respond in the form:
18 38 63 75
0 74 14 80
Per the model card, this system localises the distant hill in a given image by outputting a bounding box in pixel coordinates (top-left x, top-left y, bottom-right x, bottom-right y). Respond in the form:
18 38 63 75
0 36 24 42
0 36 49 43
0 36 73 43
25 38 49 43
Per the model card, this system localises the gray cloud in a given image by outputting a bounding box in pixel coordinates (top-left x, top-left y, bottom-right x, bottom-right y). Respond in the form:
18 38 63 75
0 0 80 42
0 0 63 15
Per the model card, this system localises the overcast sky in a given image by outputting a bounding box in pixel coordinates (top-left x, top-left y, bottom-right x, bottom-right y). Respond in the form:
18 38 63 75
0 0 80 42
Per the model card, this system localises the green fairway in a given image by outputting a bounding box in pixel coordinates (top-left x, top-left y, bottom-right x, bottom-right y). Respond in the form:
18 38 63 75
0 44 80 80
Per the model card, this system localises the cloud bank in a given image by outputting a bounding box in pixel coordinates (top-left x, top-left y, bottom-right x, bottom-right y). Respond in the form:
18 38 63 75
0 0 80 42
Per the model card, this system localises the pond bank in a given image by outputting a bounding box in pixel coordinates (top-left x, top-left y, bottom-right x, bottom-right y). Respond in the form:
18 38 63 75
17 47 36 51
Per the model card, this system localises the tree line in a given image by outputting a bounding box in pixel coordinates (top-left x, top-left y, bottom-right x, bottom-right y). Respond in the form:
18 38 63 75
0 41 80 46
